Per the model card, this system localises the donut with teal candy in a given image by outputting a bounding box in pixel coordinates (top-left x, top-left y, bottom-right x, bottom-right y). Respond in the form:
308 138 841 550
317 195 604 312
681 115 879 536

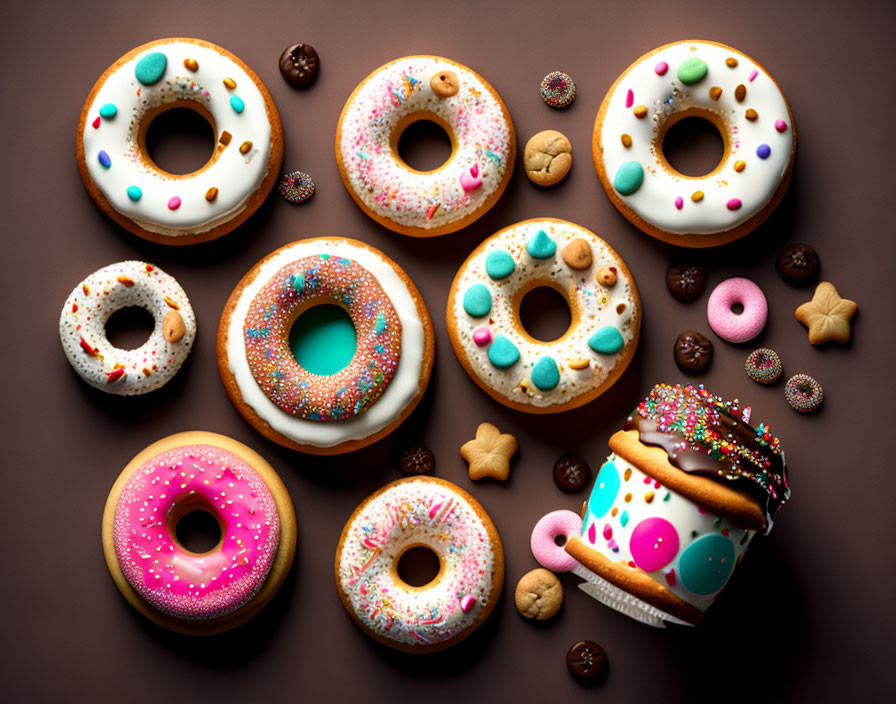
446 218 641 413
593 40 796 248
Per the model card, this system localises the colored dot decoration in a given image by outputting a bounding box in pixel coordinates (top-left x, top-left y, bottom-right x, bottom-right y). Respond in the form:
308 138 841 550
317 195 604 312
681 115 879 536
531 357 560 391
126 186 142 202
588 326 624 355
463 284 492 317
97 150 111 169
679 534 735 594
587 461 621 520
540 71 576 109
677 57 708 85
485 250 516 280
230 95 245 113
167 196 181 210
613 161 644 195
756 144 771 159
629 517 680 572
277 170 315 204
99 103 117 119
134 52 167 85
526 229 557 259
487 334 520 369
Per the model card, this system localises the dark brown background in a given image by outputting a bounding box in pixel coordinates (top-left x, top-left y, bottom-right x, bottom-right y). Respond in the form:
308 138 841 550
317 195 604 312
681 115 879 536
2 0 893 701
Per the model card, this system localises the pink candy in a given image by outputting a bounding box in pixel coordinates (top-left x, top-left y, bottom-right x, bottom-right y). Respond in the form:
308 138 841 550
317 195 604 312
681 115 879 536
459 163 483 193
530 510 582 573
775 119 788 132
167 196 181 210
706 277 768 343
726 198 742 210
625 88 634 107
472 327 492 346
655 61 668 76
459 594 477 612
675 196 684 210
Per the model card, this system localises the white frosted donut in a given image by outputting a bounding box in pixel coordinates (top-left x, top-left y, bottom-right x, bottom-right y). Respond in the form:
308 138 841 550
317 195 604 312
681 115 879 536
77 38 282 245
335 55 515 237
594 40 795 248
446 219 641 413
334 477 503 652
59 261 196 395
218 238 434 454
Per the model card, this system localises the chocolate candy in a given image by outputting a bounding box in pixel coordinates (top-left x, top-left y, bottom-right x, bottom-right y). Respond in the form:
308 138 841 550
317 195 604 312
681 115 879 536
674 331 713 372
553 454 591 493
397 446 435 476
566 640 608 684
666 263 706 302
776 243 820 286
279 43 319 87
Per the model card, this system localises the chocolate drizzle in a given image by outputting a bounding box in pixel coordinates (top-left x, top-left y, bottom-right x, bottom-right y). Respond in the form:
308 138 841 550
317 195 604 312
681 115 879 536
623 384 789 532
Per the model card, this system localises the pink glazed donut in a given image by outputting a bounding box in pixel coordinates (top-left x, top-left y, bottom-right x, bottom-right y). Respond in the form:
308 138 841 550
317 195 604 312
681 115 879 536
706 277 768 343
530 510 583 572
102 432 297 634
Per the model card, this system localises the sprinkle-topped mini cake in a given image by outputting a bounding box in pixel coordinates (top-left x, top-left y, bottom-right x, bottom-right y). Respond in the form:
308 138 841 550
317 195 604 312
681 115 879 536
531 383 789 627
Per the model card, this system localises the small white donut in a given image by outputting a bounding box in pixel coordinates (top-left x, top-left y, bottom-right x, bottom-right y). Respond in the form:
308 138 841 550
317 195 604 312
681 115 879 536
336 55 515 236
59 261 196 395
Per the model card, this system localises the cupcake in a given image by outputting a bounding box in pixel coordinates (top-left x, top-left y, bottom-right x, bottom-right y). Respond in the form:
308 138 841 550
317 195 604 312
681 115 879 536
531 383 789 627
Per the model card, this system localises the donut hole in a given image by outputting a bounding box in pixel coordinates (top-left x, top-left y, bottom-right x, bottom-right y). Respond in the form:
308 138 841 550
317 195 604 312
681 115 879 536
104 306 155 350
396 545 442 588
143 105 216 175
519 285 572 343
172 508 223 555
730 302 745 315
659 113 726 178
395 117 454 172
554 534 567 547
289 304 357 375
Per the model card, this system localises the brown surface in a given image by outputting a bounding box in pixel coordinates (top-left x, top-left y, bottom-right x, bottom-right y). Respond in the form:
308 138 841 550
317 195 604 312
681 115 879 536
1 0 893 701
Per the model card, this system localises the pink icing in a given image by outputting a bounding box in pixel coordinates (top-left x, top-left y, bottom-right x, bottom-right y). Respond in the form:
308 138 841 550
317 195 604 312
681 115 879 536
459 163 483 193
629 517 679 572
531 510 582 573
706 277 768 344
113 444 280 620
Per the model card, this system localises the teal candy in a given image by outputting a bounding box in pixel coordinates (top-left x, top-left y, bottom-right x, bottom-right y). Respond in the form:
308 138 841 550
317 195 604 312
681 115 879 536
99 103 117 119
290 273 305 293
526 229 557 259
463 284 492 317
585 461 620 521
289 305 357 376
679 534 736 595
677 57 708 85
485 250 515 280
620 509 629 527
588 326 624 354
126 186 142 202
135 52 167 85
613 161 644 195
531 357 560 391
230 95 245 113
487 335 520 368
375 311 387 334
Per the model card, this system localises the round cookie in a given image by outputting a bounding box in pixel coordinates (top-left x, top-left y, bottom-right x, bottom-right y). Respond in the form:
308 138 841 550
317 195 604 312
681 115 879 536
524 130 573 186
515 568 563 620
217 237 435 454
335 55 516 236
593 40 796 248
101 431 296 635
59 261 196 395
334 477 504 653
446 218 641 414
77 38 283 245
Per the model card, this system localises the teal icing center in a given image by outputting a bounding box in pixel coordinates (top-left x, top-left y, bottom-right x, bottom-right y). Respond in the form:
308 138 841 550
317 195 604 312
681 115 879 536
289 305 357 375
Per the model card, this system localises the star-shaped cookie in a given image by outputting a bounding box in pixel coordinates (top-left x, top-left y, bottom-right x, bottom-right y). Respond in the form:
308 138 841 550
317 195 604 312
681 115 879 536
461 422 518 481
795 281 857 345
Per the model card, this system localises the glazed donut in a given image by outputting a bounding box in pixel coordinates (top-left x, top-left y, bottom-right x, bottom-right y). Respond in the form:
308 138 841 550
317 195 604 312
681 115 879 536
77 38 283 245
101 431 296 635
446 218 641 413
59 261 196 395
593 40 795 248
706 277 767 343
335 55 516 237
217 237 435 454
334 477 504 652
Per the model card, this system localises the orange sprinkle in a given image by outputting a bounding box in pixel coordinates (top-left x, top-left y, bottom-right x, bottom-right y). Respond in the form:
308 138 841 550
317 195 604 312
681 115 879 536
691 190 704 202
205 187 218 202
164 296 180 310
611 507 618 517
734 160 746 172
82 284 90 295
239 141 252 154
709 86 722 100
633 105 648 119
735 84 746 102
219 131 232 146
117 275 134 287
145 264 154 272
726 57 738 68
624 492 632 502
645 491 655 503
621 133 632 147
184 58 198 71
623 468 632 481
223 77 237 89
745 109 758 121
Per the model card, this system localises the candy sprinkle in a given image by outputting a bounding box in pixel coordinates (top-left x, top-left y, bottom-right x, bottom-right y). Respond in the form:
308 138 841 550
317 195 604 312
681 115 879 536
655 61 669 75
97 150 111 168
277 170 315 204
126 185 142 201
775 119 788 132
230 95 245 113
734 160 746 172
621 133 632 147
168 196 181 210
540 71 576 109
691 190 704 202
184 58 199 71
727 198 742 210
223 77 237 89
633 104 648 118
675 196 684 210
757 144 771 159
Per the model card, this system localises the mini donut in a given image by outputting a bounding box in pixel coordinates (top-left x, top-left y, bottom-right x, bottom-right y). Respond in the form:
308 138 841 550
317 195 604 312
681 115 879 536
785 373 823 413
217 237 435 454
101 431 296 635
706 277 767 343
446 218 641 413
59 261 196 395
745 347 783 384
593 40 796 248
334 477 504 652
335 55 516 237
77 38 283 245
531 510 583 573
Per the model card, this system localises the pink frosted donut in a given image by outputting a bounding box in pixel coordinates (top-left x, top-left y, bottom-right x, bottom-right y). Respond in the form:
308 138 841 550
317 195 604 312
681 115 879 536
104 433 296 633
706 277 768 343
531 510 583 572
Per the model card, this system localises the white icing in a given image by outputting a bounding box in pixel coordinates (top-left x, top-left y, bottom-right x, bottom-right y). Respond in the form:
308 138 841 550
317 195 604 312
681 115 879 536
580 453 755 613
598 41 794 235
337 56 513 231
59 261 196 395
81 40 274 236
225 240 426 448
449 220 638 408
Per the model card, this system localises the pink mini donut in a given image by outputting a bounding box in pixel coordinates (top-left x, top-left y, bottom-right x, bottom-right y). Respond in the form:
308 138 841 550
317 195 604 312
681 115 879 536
706 277 768 343
531 510 582 572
